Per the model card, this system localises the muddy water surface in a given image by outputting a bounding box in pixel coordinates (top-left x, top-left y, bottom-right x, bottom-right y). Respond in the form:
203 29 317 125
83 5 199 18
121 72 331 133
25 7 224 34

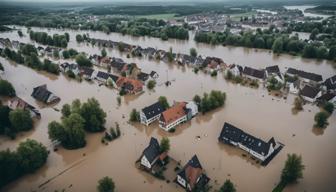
0 27 335 192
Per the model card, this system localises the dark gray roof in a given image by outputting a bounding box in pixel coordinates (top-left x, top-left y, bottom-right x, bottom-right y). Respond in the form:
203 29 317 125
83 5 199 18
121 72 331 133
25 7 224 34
108 74 119 82
80 67 94 76
317 92 336 102
142 102 165 120
142 137 161 164
218 122 275 156
287 68 322 82
243 67 265 79
266 65 280 75
323 75 336 90
96 71 110 80
150 71 158 77
300 85 320 99
111 58 126 71
31 85 52 103
137 72 149 81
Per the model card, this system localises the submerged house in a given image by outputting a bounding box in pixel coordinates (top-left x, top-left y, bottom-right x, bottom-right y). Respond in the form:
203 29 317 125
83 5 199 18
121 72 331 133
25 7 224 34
137 72 150 82
176 155 210 191
286 68 323 85
31 85 60 104
317 92 336 106
79 67 95 80
60 63 79 75
218 122 280 162
242 67 265 81
8 97 41 118
265 65 283 83
323 75 336 92
227 64 243 77
140 137 167 170
150 71 159 79
159 101 198 131
116 77 143 94
300 85 322 103
140 102 165 126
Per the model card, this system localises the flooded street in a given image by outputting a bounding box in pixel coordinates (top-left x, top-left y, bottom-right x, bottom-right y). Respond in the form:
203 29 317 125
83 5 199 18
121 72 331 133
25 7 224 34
0 27 336 192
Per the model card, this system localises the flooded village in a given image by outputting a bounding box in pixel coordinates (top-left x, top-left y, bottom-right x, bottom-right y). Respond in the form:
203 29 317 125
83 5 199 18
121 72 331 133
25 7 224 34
0 3 336 192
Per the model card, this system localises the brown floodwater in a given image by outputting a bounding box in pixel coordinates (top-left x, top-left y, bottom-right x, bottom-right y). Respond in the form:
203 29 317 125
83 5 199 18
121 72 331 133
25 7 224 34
0 26 335 192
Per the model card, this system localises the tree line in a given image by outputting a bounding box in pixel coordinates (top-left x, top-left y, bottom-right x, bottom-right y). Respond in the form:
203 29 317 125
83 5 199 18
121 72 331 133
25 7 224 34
1 44 59 75
193 90 226 114
29 31 69 48
0 139 48 188
194 26 336 61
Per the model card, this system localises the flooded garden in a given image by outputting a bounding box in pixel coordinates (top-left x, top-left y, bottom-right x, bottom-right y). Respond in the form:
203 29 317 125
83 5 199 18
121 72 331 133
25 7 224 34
0 26 335 192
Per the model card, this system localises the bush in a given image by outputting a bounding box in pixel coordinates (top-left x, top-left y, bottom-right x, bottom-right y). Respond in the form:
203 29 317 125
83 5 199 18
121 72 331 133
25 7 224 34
9 109 33 132
314 111 329 128
198 90 226 113
0 79 16 97
76 54 92 67
129 109 140 122
147 80 156 90
97 176 115 192
211 70 217 77
190 48 197 57
322 102 334 115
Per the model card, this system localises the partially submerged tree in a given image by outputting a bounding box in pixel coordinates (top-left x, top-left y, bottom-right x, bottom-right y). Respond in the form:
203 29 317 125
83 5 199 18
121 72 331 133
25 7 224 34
314 111 329 128
160 137 170 153
0 79 16 97
97 176 115 192
219 179 236 192
158 96 169 110
147 80 156 90
129 109 140 122
281 154 305 185
9 109 33 132
322 102 334 115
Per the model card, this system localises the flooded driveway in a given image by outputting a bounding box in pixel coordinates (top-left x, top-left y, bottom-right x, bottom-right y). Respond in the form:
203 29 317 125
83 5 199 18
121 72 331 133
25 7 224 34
0 27 335 192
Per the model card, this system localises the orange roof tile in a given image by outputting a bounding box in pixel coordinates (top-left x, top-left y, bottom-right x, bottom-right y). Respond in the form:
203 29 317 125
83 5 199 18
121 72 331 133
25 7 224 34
161 102 186 125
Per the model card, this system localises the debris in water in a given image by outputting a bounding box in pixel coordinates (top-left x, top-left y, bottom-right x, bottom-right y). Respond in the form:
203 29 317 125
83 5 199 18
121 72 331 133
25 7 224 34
196 136 201 140
83 153 86 156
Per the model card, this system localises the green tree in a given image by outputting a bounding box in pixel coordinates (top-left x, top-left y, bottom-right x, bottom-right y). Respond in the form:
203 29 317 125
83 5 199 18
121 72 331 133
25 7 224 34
101 48 107 57
9 109 33 132
193 95 201 106
219 179 236 192
190 48 197 57
17 139 48 173
61 104 71 118
0 79 16 97
79 98 106 132
302 45 317 58
76 34 83 42
76 54 92 67
0 149 21 187
167 47 174 62
272 37 283 54
62 50 70 59
314 111 329 128
147 80 156 90
97 176 115 192
0 105 11 135
17 30 23 37
48 121 65 142
293 97 303 111
323 102 334 115
129 109 140 122
309 28 319 40
281 154 304 185
160 137 170 153
61 113 86 149
0 62 3 71
158 96 169 110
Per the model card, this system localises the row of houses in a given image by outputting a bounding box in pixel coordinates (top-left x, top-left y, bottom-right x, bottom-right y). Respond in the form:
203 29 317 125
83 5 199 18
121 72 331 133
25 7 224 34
139 101 198 131
87 37 226 71
139 137 210 192
228 64 336 104
139 122 282 191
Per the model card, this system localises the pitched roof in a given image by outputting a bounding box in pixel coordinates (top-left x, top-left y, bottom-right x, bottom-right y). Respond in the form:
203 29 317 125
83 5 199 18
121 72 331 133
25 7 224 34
266 65 280 75
218 122 275 156
31 85 51 103
137 72 149 81
300 85 320 99
177 155 209 190
323 75 336 90
150 71 158 77
116 77 143 92
111 58 126 71
243 67 265 79
80 66 94 76
317 92 336 102
142 137 161 163
287 68 322 82
160 102 187 125
96 71 110 80
142 102 165 120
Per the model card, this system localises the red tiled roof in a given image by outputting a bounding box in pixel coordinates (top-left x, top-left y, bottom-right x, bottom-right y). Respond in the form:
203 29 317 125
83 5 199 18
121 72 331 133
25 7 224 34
160 102 186 125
